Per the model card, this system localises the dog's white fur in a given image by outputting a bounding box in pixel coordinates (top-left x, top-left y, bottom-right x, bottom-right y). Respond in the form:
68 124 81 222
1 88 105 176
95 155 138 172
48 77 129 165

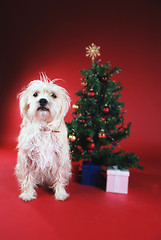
15 74 71 201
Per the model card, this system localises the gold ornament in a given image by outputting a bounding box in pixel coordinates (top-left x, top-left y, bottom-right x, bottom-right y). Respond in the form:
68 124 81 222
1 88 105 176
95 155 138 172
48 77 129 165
72 104 79 110
98 129 106 139
69 134 76 142
86 43 101 61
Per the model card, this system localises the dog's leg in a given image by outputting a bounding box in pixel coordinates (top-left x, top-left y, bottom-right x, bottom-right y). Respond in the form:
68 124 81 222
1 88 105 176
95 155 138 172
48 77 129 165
54 184 69 201
54 148 71 201
18 174 37 201
15 152 37 201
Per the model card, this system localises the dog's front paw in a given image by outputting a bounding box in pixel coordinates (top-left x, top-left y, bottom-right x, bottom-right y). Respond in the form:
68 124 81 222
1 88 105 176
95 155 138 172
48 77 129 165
19 190 37 202
55 188 69 201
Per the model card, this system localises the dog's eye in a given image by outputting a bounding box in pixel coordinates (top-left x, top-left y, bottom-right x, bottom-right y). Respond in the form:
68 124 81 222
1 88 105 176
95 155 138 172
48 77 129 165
51 93 57 99
33 92 38 97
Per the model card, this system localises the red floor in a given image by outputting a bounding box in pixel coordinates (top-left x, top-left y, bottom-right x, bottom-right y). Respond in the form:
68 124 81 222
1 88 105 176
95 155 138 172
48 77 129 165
0 148 161 240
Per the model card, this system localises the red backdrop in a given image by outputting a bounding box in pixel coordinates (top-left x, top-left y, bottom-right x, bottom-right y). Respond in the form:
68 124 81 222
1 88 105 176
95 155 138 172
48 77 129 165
1 0 161 174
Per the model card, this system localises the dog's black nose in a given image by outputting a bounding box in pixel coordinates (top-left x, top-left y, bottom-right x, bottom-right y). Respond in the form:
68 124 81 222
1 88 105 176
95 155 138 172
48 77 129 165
39 98 48 107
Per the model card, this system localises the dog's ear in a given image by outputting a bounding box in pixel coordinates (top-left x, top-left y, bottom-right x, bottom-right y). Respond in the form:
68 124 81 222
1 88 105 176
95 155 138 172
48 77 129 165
18 89 29 119
50 87 70 129
60 92 70 119
58 89 70 121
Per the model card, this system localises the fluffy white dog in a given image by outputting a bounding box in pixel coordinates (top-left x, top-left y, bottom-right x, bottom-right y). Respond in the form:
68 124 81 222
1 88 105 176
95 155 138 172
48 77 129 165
15 74 71 201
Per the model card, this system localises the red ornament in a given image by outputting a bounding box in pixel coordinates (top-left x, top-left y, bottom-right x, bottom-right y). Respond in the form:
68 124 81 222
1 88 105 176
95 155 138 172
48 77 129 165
101 117 106 121
87 142 95 149
86 136 93 141
103 107 110 113
77 145 84 152
81 80 87 86
79 119 85 123
88 150 93 153
100 145 108 151
100 76 108 82
88 91 95 97
102 76 108 82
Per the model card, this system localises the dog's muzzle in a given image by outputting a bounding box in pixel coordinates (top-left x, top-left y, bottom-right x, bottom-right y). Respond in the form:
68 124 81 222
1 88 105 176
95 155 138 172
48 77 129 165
38 98 49 111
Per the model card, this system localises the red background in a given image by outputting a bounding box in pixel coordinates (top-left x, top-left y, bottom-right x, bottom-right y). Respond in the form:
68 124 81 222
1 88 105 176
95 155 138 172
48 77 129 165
1 0 161 174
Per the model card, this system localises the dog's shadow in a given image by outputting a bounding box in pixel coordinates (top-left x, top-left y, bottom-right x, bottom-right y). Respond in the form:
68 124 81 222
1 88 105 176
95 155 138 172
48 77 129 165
36 184 53 196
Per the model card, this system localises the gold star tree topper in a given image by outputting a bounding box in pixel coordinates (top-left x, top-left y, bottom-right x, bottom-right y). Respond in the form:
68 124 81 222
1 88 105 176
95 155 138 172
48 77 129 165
86 43 101 61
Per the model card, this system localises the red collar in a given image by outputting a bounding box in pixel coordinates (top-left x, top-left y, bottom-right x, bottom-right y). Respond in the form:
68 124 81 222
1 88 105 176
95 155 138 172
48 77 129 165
40 127 60 133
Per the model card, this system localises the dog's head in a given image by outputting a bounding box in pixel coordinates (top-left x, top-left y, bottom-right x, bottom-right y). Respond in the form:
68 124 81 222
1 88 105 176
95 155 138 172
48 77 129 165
19 74 70 125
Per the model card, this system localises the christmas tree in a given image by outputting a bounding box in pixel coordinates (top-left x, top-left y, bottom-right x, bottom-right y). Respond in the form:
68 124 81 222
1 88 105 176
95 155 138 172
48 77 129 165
67 43 143 170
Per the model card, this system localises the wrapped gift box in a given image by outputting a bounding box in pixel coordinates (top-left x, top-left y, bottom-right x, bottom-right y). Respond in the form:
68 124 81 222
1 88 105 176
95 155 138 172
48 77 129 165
106 168 130 194
82 164 102 186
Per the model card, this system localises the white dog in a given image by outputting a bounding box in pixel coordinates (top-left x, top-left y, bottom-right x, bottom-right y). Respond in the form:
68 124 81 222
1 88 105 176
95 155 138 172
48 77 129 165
15 74 71 201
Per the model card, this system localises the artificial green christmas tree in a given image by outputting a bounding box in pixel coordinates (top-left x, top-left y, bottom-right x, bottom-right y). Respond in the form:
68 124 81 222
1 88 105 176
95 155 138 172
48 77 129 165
67 43 142 170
